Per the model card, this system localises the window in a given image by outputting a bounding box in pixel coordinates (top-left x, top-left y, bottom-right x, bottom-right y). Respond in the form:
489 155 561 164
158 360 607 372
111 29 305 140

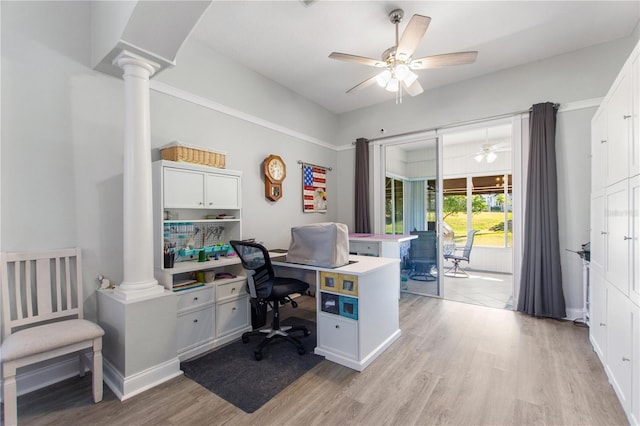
385 177 404 234
443 174 512 246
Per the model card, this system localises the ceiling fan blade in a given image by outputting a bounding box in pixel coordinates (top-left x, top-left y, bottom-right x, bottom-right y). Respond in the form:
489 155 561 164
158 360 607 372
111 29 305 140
346 75 379 94
403 79 424 96
329 52 386 67
396 15 430 61
410 51 478 69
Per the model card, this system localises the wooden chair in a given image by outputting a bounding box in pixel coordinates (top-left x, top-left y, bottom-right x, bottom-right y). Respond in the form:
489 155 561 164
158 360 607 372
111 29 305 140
1 248 104 426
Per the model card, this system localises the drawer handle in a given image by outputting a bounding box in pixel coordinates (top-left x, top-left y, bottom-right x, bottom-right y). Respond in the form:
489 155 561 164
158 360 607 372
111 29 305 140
600 231 607 235
600 322 606 326
622 357 631 362
193 319 198 323
231 287 236 292
600 139 607 144
335 325 340 329
623 236 632 240
623 115 631 120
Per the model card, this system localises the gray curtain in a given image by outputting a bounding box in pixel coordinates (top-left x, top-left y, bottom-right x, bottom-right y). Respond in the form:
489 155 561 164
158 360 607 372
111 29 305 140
517 102 566 318
355 138 371 233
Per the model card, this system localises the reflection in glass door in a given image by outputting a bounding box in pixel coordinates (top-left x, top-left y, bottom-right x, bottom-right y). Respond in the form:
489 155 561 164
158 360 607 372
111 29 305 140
384 139 440 297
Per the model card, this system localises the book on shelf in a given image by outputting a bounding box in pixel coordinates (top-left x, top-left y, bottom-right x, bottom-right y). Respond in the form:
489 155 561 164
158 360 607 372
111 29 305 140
173 279 204 292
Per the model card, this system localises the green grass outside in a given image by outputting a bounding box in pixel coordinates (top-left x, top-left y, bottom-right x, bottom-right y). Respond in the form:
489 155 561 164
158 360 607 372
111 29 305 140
386 212 511 247
445 212 512 246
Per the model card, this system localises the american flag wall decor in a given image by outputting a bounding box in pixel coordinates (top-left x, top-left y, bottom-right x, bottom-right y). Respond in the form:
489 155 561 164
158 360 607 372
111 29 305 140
302 164 327 213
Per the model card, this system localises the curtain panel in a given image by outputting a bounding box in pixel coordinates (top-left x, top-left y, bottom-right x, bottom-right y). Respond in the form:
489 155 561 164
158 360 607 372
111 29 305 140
355 138 371 233
517 102 566 319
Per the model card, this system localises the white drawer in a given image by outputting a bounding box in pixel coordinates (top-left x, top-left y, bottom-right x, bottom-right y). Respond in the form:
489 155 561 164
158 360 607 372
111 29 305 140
216 278 247 301
349 241 379 256
216 297 250 337
176 286 214 311
177 307 215 352
318 313 358 360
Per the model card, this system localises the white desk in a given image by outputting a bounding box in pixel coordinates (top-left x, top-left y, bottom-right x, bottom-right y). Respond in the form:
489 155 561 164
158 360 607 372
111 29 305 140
348 234 417 258
272 254 401 372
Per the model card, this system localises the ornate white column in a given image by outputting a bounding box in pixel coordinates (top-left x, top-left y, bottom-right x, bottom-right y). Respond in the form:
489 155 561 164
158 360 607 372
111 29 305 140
113 50 164 300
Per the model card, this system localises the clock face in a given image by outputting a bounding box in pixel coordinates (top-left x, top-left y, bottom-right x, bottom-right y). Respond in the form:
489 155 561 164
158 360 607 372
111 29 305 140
268 159 285 181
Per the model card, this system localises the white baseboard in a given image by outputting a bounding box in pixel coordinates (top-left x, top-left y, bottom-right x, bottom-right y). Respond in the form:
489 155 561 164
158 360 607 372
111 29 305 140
102 357 183 401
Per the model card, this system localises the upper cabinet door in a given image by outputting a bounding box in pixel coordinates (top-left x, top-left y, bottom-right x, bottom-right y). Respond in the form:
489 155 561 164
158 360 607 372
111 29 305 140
206 173 241 209
631 52 640 178
606 69 632 186
164 168 205 208
605 180 630 297
630 176 640 307
592 107 607 191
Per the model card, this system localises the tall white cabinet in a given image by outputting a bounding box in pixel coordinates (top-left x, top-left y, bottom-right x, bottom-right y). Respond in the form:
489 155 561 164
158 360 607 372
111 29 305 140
152 160 251 360
590 40 640 426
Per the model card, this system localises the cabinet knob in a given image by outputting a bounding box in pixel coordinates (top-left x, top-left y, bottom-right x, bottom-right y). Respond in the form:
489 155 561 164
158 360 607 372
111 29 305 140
601 231 608 235
335 325 340 329
600 322 606 326
194 297 198 301
623 115 631 120
600 139 607 144
623 236 632 240
209 202 213 206
231 287 236 292
198 202 203 205
232 307 236 311
622 357 631 362
193 319 198 323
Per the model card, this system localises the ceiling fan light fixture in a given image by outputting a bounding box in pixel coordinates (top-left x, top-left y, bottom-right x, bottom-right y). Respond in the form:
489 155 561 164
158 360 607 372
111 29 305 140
385 78 399 92
376 70 392 87
394 63 410 81
486 152 497 163
403 70 418 86
474 153 485 163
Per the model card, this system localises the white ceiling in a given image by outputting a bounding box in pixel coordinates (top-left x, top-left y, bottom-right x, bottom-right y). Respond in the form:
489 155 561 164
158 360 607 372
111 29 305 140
190 1 639 115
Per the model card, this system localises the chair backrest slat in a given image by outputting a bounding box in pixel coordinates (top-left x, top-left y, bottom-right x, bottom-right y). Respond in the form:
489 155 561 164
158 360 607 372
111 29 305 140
1 248 83 339
36 258 53 315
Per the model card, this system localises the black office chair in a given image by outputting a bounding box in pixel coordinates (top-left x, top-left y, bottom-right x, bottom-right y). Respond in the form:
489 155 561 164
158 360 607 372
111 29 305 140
443 230 478 278
230 240 311 361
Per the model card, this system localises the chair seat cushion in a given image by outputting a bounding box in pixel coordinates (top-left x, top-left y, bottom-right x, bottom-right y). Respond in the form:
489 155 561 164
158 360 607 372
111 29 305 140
1 319 104 362
269 277 309 299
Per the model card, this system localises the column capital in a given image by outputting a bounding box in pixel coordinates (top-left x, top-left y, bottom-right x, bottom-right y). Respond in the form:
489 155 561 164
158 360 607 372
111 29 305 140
113 50 161 79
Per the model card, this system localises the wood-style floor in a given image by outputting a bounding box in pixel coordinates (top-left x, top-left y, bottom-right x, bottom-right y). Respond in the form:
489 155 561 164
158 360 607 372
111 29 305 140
5 294 628 426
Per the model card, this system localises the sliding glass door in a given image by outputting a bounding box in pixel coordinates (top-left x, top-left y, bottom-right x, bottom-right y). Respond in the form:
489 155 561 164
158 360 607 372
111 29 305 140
384 138 440 297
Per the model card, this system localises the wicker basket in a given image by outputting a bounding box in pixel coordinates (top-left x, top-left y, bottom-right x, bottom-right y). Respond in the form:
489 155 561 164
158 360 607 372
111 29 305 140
160 143 226 169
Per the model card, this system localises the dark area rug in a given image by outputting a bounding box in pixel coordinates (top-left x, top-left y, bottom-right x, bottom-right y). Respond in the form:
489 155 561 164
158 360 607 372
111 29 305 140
180 317 322 413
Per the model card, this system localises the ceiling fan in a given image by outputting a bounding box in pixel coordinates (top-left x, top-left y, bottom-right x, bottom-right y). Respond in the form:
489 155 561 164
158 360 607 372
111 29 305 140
473 142 511 163
329 9 478 101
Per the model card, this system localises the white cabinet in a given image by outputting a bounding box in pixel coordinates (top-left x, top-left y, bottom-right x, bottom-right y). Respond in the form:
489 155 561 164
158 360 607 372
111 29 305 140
589 268 608 362
175 276 250 361
606 286 636 415
318 313 358 360
606 68 632 186
314 259 401 371
163 165 241 210
631 176 640 306
604 180 630 297
592 108 607 191
590 40 640 426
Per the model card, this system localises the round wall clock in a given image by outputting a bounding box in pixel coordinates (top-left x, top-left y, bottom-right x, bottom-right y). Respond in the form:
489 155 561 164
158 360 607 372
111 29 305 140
264 154 286 201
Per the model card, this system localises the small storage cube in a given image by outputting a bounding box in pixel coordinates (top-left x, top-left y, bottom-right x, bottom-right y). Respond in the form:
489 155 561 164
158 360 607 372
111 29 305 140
320 271 340 292
338 274 358 296
339 295 358 320
321 292 340 315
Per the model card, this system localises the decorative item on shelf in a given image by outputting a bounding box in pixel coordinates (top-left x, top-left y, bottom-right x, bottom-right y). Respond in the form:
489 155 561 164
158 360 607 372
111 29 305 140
160 141 226 169
198 249 207 262
264 154 286 201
